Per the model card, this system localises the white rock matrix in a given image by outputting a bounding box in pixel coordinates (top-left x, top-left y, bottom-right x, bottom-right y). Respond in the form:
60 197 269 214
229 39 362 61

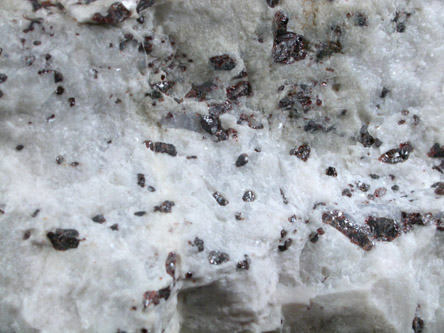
1 0 444 332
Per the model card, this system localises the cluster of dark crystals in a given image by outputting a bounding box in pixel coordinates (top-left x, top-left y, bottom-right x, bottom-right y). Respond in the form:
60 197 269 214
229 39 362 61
272 11 307 64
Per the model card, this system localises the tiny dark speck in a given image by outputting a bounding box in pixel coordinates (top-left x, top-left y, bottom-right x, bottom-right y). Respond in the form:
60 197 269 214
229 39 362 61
235 153 249 167
213 192 229 206
137 173 146 188
380 87 390 98
31 209 40 218
134 211 146 216
355 13 368 26
208 250 230 265
92 214 106 223
110 224 119 231
154 200 175 213
266 0 280 8
193 237 204 252
55 86 64 95
16 145 24 151
288 215 297 223
236 255 250 270
56 155 64 164
326 167 337 177
68 97 75 107
25 55 36 66
278 238 292 251
342 189 352 197
310 232 319 243
54 71 63 83
242 190 256 202
23 230 31 240
0 73 7 84
397 22 406 33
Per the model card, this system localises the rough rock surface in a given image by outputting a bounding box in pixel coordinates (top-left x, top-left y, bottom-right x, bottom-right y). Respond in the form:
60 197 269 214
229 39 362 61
0 0 444 332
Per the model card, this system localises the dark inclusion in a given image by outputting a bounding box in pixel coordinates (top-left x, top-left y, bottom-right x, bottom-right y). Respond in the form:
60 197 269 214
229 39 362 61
137 173 146 188
145 141 177 157
326 167 337 177
143 286 171 309
199 114 219 135
242 190 256 202
213 192 229 206
208 251 230 265
427 143 444 158
226 81 253 100
278 238 292 252
55 86 64 95
137 0 156 14
272 11 307 64
290 144 310 161
365 216 400 241
47 229 80 251
193 237 204 252
402 212 435 232
432 182 444 195
315 40 342 62
412 316 425 333
209 54 236 71
266 0 279 8
380 87 390 98
237 255 250 270
91 214 106 223
358 124 382 148
379 142 413 164
154 200 175 213
322 210 374 251
354 13 368 27
357 181 370 192
92 2 132 25
165 252 176 278
154 142 177 156
185 82 217 101
235 153 249 167
54 71 63 83
31 209 40 217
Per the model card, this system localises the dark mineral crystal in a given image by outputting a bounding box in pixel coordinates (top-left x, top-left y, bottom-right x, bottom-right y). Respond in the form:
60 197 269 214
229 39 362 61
47 229 80 251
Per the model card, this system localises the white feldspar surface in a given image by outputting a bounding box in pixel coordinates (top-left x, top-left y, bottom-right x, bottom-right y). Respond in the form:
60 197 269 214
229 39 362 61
1 0 444 332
